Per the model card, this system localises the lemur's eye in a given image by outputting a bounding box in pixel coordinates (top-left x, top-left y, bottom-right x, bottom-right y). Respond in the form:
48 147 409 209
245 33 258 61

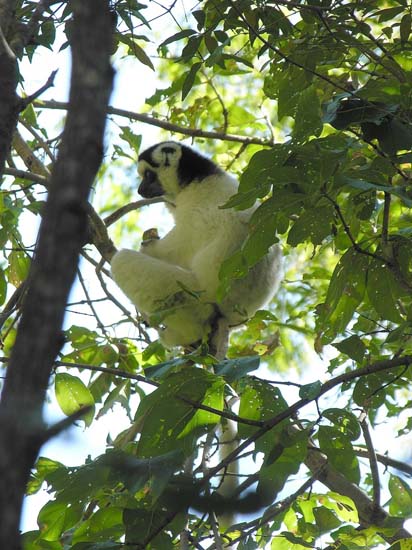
144 169 156 183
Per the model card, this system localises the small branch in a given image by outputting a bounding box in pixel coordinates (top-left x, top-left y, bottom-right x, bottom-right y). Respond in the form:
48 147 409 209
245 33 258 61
21 70 58 109
266 0 328 12
210 511 224 550
382 191 391 248
349 128 409 182
0 281 27 331
104 197 164 227
202 71 229 134
92 257 144 332
12 130 50 177
19 117 56 162
53 360 264 428
87 203 117 262
42 405 93 441
354 447 412 477
3 167 49 185
349 10 405 83
77 268 108 336
35 99 275 147
323 192 388 263
359 412 381 511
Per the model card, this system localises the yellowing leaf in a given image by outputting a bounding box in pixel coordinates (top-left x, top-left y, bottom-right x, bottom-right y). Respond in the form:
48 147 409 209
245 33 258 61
55 373 95 427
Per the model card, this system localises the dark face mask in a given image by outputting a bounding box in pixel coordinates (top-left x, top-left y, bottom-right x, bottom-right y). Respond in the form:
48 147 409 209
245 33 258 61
138 169 164 198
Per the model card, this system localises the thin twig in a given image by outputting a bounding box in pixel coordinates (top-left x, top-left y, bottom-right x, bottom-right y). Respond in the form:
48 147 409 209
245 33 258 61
354 446 412 477
19 117 56 162
21 70 58 108
77 268 108 336
323 192 388 263
359 412 381 511
3 167 48 184
210 511 224 550
43 406 93 441
382 191 391 248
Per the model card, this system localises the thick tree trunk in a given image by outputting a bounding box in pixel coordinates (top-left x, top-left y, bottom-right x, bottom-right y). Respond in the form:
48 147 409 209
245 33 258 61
0 1 114 547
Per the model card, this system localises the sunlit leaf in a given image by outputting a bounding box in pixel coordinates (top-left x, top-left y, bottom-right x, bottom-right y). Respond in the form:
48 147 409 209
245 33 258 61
55 373 95 427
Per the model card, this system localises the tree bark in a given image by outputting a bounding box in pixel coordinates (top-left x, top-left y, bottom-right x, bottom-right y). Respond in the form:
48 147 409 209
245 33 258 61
0 1 114 547
0 0 19 177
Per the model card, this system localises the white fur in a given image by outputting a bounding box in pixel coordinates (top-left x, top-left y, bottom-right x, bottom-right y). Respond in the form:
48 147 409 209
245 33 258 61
111 144 282 347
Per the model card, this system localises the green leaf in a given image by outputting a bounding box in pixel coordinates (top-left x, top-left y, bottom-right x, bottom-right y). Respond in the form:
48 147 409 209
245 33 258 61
367 258 403 323
72 508 123 543
55 373 95 427
7 251 30 286
135 367 224 457
237 145 292 195
317 426 360 483
27 457 65 495
287 205 334 246
317 248 368 341
181 34 202 59
342 177 412 208
333 335 366 363
131 42 155 70
38 500 82 541
238 378 288 445
377 6 404 22
276 65 310 120
299 381 322 400
400 14 411 43
0 267 7 306
213 355 260 382
313 506 341 532
144 357 188 379
353 373 386 408
293 85 322 142
217 250 249 300
389 475 412 517
258 436 307 504
242 200 280 267
388 540 412 550
181 62 202 100
322 408 361 440
124 508 180 547
159 29 196 48
119 127 142 156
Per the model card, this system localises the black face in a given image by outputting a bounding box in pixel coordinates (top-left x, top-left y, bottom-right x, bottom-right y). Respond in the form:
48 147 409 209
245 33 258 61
177 144 222 187
138 168 164 198
138 142 223 192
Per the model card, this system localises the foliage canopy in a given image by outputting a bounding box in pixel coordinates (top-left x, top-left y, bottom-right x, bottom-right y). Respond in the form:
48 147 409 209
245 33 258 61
1 0 412 549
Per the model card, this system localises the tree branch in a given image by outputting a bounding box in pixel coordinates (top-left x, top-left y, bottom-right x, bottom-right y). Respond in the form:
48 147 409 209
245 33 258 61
35 99 275 146
0 1 114 546
359 413 381 512
354 447 412 477
104 197 164 227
